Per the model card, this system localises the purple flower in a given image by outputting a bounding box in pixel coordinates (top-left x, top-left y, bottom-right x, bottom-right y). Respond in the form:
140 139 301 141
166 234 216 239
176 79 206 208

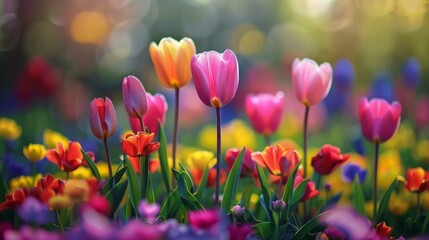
5 226 62 240
66 209 115 240
188 209 220 232
272 200 286 212
230 205 245 218
402 57 420 89
341 163 367 183
138 200 160 223
118 220 164 240
17 197 54 225
333 58 354 92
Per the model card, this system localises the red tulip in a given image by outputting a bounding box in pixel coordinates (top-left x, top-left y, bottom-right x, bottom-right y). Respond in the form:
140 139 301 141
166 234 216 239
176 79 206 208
358 98 401 144
245 92 285 136
128 93 168 134
311 144 350 175
0 188 28 211
89 97 117 140
225 147 255 178
294 174 319 202
121 132 160 158
399 167 429 193
292 58 332 107
251 145 299 178
122 75 148 118
128 157 160 174
46 142 85 172
191 49 239 108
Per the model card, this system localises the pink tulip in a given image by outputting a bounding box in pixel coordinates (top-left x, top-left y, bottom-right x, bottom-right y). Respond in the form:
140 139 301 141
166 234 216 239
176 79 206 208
292 58 332 107
359 97 401 144
89 97 117 140
245 92 285 136
128 93 168 134
191 49 239 108
122 75 148 118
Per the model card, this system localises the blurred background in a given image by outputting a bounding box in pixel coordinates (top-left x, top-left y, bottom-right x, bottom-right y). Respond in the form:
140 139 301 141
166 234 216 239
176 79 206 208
0 0 428 171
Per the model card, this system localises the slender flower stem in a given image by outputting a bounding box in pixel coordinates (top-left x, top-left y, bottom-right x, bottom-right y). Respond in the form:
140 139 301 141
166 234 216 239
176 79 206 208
215 107 222 207
103 139 113 179
66 172 69 180
373 142 380 224
56 210 64 233
141 155 149 199
315 173 321 191
264 135 271 147
32 162 36 186
417 192 421 217
139 117 146 133
172 88 180 170
303 106 310 221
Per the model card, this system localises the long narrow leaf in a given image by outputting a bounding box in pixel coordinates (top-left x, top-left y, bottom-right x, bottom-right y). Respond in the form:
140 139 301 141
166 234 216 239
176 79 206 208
147 174 156 203
105 181 128 217
159 190 182 220
125 157 140 211
81 149 101 181
173 169 204 210
352 176 365 215
241 182 254 209
290 179 309 206
194 166 209 200
102 167 126 194
376 179 397 223
291 210 331 240
282 161 301 202
256 165 272 220
221 147 245 212
157 122 171 192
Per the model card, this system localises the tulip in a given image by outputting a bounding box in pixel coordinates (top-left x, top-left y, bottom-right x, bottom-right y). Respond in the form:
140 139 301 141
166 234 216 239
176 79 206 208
23 144 47 163
293 174 319 202
251 145 299 178
122 75 148 121
46 142 85 174
191 49 239 206
311 144 350 176
128 93 168 134
0 117 22 141
225 147 255 178
358 97 401 223
188 209 219 232
149 37 196 174
376 222 393 239
399 167 429 216
43 129 69 149
89 97 117 178
245 92 285 144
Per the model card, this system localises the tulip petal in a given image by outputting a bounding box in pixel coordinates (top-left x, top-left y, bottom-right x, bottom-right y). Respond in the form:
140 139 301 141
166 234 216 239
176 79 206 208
149 43 171 88
191 54 212 106
216 49 239 107
89 98 104 139
175 38 196 87
104 97 117 138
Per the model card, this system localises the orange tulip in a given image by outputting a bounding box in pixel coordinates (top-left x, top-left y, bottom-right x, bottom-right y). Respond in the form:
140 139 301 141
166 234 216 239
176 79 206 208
251 145 299 177
399 167 429 193
121 132 160 157
149 37 196 89
46 142 85 172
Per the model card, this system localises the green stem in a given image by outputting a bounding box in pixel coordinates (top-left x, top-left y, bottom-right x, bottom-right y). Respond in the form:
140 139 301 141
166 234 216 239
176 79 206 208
139 117 145 133
56 210 64 233
264 135 271 147
103 138 113 179
417 192 421 217
215 107 222 207
172 88 180 171
303 106 310 221
373 142 380 224
141 155 149 199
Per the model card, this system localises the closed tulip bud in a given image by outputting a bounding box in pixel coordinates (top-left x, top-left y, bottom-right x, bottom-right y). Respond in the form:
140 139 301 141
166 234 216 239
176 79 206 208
149 37 196 89
230 205 245 218
245 92 285 136
191 49 239 108
23 144 47 163
359 98 401 144
89 97 117 140
292 58 332 107
272 200 286 212
122 75 148 118
294 174 319 202
311 144 350 175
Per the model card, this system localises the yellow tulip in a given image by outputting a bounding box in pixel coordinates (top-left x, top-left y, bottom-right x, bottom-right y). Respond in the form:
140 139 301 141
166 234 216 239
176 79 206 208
64 179 90 203
23 144 47 163
49 195 72 210
9 174 42 191
43 129 69 149
149 37 196 88
186 151 216 171
0 117 22 140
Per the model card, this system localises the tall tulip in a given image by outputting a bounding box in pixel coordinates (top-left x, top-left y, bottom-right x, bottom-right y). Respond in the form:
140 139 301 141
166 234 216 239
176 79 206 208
149 37 196 173
128 93 168 135
245 92 285 145
89 97 117 178
291 57 332 220
122 75 148 130
191 49 239 206
359 97 401 223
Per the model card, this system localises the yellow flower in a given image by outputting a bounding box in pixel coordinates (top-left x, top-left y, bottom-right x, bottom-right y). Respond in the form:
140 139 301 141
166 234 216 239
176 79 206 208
378 149 403 189
278 114 301 138
64 179 90 203
421 192 429 211
414 140 429 161
186 151 216 171
96 162 118 179
0 117 22 140
43 129 69 149
385 123 415 149
70 167 92 179
23 144 47 163
389 192 410 216
49 195 72 210
9 174 42 191
149 37 196 88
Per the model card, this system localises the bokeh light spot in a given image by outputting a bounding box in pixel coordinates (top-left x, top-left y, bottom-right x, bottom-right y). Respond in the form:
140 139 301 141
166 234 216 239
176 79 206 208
70 11 110 44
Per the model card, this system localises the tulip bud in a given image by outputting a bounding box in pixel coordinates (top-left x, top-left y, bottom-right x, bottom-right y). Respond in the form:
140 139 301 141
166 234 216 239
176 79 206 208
122 75 148 118
89 97 117 140
230 205 245 218
272 200 286 212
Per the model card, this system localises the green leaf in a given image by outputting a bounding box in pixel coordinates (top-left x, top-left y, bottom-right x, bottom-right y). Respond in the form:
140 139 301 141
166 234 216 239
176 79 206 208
105 181 128 217
102 167 126 194
147 174 156 203
159 189 182 220
241 182 254 209
157 122 171 192
194 166 209 200
221 147 245 212
352 175 365 215
179 162 194 193
291 210 330 240
256 165 272 220
244 208 263 224
422 214 429 235
375 179 397 223
282 161 301 202
173 169 204 211
290 179 309 206
81 149 101 181
124 157 140 211
254 222 272 239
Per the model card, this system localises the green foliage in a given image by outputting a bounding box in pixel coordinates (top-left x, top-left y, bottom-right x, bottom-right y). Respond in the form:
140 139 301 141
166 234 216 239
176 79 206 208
221 147 245 213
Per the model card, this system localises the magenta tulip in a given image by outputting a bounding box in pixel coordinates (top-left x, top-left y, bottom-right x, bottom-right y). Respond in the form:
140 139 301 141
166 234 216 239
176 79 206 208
359 97 401 144
128 93 168 134
89 97 117 140
191 49 239 108
292 58 332 107
245 92 285 136
122 75 148 119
